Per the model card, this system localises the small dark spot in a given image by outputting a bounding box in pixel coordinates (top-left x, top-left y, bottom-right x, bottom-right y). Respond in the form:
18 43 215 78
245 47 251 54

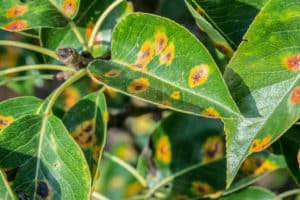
5 167 19 182
36 181 49 198
254 158 263 167
242 38 248 42
83 124 93 132
0 119 8 125
86 135 93 143
134 84 144 91
140 49 150 59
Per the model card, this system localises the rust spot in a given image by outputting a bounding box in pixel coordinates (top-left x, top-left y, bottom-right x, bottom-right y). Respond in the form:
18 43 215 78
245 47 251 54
159 42 175 66
241 157 264 175
104 70 121 78
298 149 300 168
249 135 272 153
191 181 212 195
128 78 149 93
284 54 300 71
188 64 209 88
172 195 189 200
71 120 95 148
62 0 77 17
203 137 224 162
154 31 167 54
254 160 277 175
214 42 233 57
202 107 220 118
4 20 27 32
63 87 79 109
36 181 50 198
134 41 154 70
156 135 171 164
93 146 101 161
7 5 27 18
0 115 14 129
103 111 109 123
196 7 205 16
291 86 300 104
170 91 181 100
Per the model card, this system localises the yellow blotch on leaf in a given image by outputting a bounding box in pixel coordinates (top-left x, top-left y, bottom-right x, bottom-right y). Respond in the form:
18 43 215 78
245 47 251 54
191 181 213 195
254 160 277 175
170 91 181 100
108 176 125 189
240 157 263 175
125 181 143 197
159 42 175 66
202 136 224 163
202 107 220 118
249 135 272 153
103 111 109 123
4 20 27 32
188 64 209 88
155 31 167 54
0 115 14 129
62 0 78 17
128 78 150 93
7 5 27 18
63 87 79 108
134 41 154 70
104 69 121 78
156 135 171 164
71 120 95 149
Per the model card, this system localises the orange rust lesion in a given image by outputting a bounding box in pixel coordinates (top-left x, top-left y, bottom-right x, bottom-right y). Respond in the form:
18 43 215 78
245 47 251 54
291 86 300 104
254 160 277 175
202 107 220 118
127 78 150 93
63 87 80 108
188 64 209 88
214 42 233 57
0 115 14 129
202 136 224 162
154 31 168 55
62 0 78 17
284 54 300 71
4 20 27 32
71 120 95 149
104 69 121 78
240 157 264 175
297 149 300 168
159 42 175 66
7 5 27 18
249 135 272 153
170 91 181 100
85 21 101 44
191 181 213 195
133 41 154 70
124 181 143 197
156 135 172 164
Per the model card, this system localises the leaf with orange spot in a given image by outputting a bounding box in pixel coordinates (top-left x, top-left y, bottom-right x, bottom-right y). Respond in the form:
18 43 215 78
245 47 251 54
88 13 240 119
223 0 300 187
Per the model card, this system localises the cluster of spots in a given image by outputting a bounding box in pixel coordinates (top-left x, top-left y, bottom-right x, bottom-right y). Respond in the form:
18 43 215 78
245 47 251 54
61 0 77 18
254 160 277 175
172 195 189 200
291 86 300 104
127 78 150 93
170 91 181 100
202 136 224 163
7 5 27 18
188 64 209 88
108 176 125 189
4 20 27 32
71 120 95 149
0 115 14 129
124 181 143 197
155 135 172 164
240 157 264 175
104 70 121 78
202 107 220 118
3 167 18 184
249 135 272 153
284 54 300 71
63 87 79 108
191 181 213 195
36 181 51 199
298 149 300 168
85 21 102 44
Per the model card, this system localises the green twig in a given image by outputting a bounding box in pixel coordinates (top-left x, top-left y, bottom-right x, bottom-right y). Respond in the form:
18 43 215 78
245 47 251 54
91 192 110 200
44 69 87 115
0 40 59 60
69 21 87 50
88 0 124 49
0 64 76 77
276 189 300 200
103 152 148 188
0 74 53 86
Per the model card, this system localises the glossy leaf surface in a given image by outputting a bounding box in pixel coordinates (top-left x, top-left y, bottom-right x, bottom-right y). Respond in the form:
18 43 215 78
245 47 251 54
0 115 90 199
63 91 108 177
224 0 300 186
88 13 240 119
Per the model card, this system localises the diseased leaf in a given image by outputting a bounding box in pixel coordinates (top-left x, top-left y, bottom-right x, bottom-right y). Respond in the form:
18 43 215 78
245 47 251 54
220 186 275 200
88 13 240 119
0 170 15 200
63 91 108 178
0 96 42 131
0 115 91 199
48 0 80 19
280 125 300 185
0 0 69 32
223 0 300 186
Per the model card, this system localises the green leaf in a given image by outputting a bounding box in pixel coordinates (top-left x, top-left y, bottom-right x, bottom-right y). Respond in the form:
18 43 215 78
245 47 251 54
63 91 108 178
88 13 240 119
41 0 132 58
0 96 42 131
223 0 300 186
0 115 91 199
220 186 275 200
0 170 15 200
280 125 300 185
0 0 70 32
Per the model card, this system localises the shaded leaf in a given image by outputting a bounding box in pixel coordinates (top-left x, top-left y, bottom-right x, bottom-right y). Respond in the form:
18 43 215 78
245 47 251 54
220 186 275 200
157 0 191 23
48 0 80 19
0 115 91 199
0 170 15 200
88 13 240 119
223 0 300 186
63 91 108 178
